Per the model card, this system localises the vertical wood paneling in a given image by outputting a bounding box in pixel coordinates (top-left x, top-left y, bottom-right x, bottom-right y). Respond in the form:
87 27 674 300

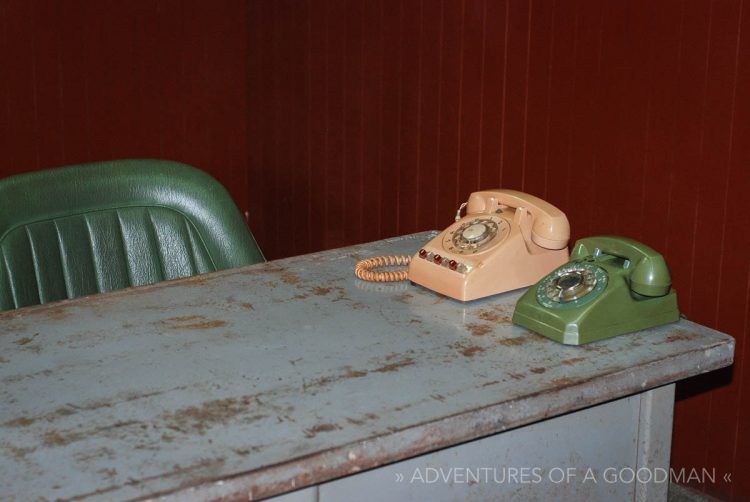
435 0 464 224
722 4 750 500
379 0 401 239
477 0 507 192
667 0 714 483
455 0 484 199
344 0 365 246
360 0 384 243
522 0 551 200
3 1 750 499
415 0 443 231
0 0 249 216
499 0 530 191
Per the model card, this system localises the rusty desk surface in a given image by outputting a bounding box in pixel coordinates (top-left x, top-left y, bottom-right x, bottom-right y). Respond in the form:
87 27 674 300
0 232 735 501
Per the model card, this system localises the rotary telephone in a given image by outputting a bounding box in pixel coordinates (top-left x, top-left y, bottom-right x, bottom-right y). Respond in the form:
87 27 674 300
512 236 680 344
355 190 570 301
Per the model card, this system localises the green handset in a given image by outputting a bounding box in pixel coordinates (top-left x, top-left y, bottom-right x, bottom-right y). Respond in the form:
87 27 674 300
512 236 680 345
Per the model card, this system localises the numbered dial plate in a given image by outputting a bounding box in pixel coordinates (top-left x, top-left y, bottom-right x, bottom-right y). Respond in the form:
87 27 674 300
536 262 608 309
442 216 510 255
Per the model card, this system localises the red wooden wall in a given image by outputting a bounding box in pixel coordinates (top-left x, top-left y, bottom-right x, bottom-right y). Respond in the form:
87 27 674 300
2 1 749 499
0 0 250 212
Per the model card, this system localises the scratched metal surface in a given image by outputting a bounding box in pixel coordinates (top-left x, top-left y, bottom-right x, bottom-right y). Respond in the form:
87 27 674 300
0 232 735 501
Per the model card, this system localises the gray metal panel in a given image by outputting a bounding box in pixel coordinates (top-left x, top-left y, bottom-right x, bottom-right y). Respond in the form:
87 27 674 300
0 232 735 501
320 391 643 501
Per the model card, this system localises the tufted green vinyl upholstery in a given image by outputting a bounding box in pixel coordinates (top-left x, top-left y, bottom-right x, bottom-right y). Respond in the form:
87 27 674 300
0 159 264 311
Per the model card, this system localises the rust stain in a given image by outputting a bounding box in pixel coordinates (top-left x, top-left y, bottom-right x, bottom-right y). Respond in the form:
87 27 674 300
497 336 527 346
476 308 512 323
44 307 71 320
281 272 300 285
5 416 35 427
241 263 285 276
345 368 368 378
312 286 331 296
530 367 546 374
15 389 183 429
14 336 35 345
183 278 208 286
233 444 267 456
507 372 525 380
392 292 414 304
162 396 267 434
67 457 227 501
98 467 118 480
43 430 82 447
461 345 486 358
293 294 309 300
345 413 379 426
134 458 227 487
560 357 586 366
481 380 501 387
304 365 369 391
160 315 228 330
42 420 142 448
466 323 493 337
373 357 415 373
22 343 42 353
666 330 699 342
2 368 53 384
241 303 255 311
304 423 341 438
550 377 579 387
1 442 36 461
73 446 115 464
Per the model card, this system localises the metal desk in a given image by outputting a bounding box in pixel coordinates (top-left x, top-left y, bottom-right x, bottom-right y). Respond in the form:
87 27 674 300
0 232 734 501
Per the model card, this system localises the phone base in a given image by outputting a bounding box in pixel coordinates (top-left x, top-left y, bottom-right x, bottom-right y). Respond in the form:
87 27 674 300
408 247 568 302
512 289 680 345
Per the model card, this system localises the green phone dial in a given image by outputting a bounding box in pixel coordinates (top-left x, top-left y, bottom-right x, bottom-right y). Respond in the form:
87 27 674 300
512 236 680 345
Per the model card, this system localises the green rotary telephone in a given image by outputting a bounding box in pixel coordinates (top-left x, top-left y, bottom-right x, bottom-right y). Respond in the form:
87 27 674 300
512 236 680 345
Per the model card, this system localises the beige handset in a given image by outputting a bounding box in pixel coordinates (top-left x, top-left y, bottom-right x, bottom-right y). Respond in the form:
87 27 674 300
354 189 570 301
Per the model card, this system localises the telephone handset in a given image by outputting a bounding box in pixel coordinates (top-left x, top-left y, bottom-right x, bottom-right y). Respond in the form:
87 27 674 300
355 189 570 301
512 236 680 345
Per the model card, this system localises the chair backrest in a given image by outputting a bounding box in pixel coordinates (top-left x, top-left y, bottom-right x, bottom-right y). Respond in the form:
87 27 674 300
0 159 264 311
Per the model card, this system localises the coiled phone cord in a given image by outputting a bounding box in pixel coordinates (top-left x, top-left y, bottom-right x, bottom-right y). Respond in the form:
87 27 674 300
355 203 467 282
354 255 412 282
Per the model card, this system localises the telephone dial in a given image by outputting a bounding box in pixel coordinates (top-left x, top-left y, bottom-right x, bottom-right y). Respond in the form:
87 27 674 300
512 236 680 344
354 189 570 301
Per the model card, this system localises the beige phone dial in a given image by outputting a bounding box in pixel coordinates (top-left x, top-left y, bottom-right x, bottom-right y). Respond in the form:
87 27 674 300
355 189 570 301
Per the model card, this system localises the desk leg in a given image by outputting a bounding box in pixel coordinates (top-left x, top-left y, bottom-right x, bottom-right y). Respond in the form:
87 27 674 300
636 383 675 502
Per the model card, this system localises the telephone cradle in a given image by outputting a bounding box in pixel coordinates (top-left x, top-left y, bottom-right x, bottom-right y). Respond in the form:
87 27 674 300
512 236 680 345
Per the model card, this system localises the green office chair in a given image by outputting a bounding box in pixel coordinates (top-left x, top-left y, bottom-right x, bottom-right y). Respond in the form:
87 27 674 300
0 159 264 311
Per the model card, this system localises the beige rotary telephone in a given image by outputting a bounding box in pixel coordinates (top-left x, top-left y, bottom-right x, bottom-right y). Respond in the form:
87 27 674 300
355 190 570 301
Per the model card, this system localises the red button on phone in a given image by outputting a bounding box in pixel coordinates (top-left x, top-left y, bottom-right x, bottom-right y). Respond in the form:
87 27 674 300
449 260 457 270
418 249 427 258
433 255 442 265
